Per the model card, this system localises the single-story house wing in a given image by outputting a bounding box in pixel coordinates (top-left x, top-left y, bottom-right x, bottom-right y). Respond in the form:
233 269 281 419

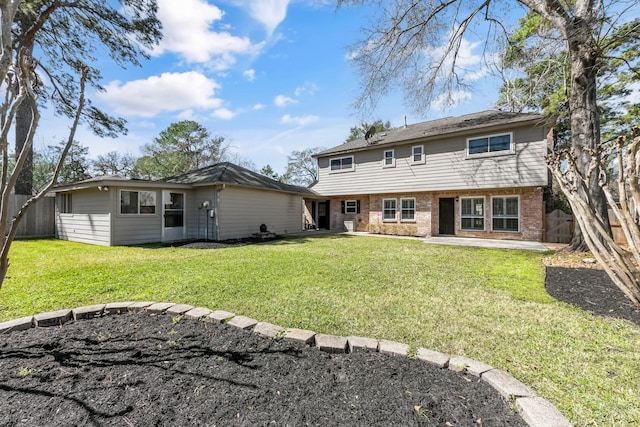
53 162 314 246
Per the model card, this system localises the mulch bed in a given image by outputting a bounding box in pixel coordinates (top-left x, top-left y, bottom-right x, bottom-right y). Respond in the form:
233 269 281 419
0 314 527 426
545 267 640 327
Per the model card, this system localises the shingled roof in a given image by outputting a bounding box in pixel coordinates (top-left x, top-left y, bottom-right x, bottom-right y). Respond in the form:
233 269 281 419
164 162 315 195
316 110 551 157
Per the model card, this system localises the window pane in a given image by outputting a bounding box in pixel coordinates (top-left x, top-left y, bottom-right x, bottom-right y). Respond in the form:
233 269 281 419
492 196 518 232
139 191 156 214
120 191 138 214
401 210 414 220
461 199 472 216
331 159 341 170
493 197 504 215
468 138 488 154
384 150 394 165
506 197 518 215
412 146 423 162
342 157 353 169
401 199 415 220
489 134 511 152
383 199 396 220
164 211 184 227
461 198 484 230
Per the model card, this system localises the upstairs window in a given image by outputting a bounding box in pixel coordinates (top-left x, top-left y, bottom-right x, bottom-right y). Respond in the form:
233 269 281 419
460 197 484 230
330 156 354 172
121 190 156 215
467 133 513 156
383 149 395 167
412 145 425 163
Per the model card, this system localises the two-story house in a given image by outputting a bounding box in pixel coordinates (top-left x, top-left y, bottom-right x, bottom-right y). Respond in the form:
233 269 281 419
307 110 554 242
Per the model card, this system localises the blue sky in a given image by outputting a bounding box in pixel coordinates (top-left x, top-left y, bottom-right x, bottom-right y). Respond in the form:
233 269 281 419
36 0 518 173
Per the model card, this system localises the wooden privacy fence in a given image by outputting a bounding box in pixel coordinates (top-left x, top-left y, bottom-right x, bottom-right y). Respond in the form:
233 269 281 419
544 208 630 245
544 209 573 243
8 194 56 239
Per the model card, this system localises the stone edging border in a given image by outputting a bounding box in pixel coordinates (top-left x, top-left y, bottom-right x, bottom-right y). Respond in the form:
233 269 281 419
0 301 572 427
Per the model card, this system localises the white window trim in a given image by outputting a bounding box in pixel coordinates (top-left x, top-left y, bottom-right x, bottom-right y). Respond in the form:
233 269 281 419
460 197 485 231
400 197 416 222
329 155 355 173
490 195 520 233
383 149 396 168
345 200 358 214
466 132 514 159
382 198 397 222
119 189 157 216
411 145 425 164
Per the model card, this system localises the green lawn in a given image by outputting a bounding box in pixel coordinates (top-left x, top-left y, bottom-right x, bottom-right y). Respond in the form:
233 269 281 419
1 235 639 425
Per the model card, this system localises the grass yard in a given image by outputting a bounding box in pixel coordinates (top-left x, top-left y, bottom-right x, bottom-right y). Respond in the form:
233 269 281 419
1 235 639 426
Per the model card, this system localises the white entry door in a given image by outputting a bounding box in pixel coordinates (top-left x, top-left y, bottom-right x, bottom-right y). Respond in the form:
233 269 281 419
162 190 185 242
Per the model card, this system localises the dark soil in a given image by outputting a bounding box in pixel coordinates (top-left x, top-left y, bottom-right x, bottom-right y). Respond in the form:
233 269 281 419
0 314 527 427
545 267 640 327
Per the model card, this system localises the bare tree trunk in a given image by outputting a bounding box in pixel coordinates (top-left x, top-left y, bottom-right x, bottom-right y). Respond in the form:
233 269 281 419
14 99 33 195
565 17 611 250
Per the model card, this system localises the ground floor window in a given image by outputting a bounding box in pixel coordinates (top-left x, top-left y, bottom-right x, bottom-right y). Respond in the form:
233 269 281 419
342 200 360 214
400 198 416 221
60 193 72 213
121 190 156 215
461 197 484 230
492 196 519 232
383 199 396 221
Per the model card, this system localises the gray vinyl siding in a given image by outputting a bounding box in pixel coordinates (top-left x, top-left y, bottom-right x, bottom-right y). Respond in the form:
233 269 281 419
55 189 111 245
312 126 548 196
217 186 303 240
189 188 218 240
56 214 111 245
111 187 162 245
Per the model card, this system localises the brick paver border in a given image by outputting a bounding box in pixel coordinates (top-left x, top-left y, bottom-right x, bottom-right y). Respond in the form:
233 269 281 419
0 302 572 427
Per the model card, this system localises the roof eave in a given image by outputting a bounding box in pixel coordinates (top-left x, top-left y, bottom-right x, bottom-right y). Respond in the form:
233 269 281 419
317 114 553 158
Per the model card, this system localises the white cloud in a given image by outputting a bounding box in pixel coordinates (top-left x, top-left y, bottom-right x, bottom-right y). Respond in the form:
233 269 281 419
177 109 195 120
294 82 318 97
243 69 256 81
98 71 223 118
213 108 237 120
274 94 297 107
244 0 290 35
432 90 472 111
154 0 259 66
429 36 489 83
252 103 266 110
281 114 319 126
